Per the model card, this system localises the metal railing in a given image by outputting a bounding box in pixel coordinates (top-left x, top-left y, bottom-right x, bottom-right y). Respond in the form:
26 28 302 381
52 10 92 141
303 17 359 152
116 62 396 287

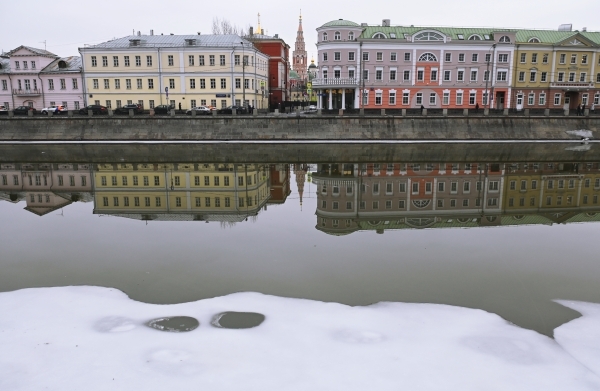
311 78 359 86
550 82 594 88
12 89 42 96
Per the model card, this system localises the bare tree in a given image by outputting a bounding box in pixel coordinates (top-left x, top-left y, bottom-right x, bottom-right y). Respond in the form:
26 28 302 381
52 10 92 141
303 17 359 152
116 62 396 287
211 17 252 36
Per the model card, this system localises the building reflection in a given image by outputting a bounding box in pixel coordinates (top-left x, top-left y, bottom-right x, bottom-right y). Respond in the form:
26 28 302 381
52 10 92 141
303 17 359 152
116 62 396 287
93 163 271 222
0 163 93 215
312 162 600 235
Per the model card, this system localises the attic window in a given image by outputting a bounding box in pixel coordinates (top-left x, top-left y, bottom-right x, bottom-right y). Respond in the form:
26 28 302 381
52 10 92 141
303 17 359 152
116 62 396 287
499 35 511 43
457 34 464 40
372 32 387 39
185 39 197 46
58 60 67 69
390 33 396 39
468 34 482 40
129 39 141 46
414 31 444 41
528 37 541 43
484 34 490 40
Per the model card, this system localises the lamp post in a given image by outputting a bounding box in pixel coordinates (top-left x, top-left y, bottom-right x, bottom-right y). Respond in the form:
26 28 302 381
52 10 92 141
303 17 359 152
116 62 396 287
240 42 246 109
484 44 496 110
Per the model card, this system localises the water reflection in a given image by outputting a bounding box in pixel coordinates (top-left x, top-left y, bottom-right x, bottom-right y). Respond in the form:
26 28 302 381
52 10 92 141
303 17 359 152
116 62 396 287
3 160 600 232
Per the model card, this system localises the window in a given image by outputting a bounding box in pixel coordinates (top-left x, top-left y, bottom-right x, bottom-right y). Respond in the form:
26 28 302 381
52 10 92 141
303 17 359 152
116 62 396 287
402 92 409 105
539 93 546 105
580 72 587 82
91 56 97 67
323 53 328 61
530 71 536 82
72 78 78 89
558 72 564 82
209 55 215 66
375 91 382 105
445 53 451 62
168 79 175 89
103 79 109 89
390 52 397 61
390 70 397 80
458 53 465 62
498 36 510 43
520 53 526 63
470 70 478 81
210 79 216 89
102 56 108 67
146 56 152 66
418 53 437 62
416 92 423 105
48 79 55 90
443 92 449 105
496 71 508 81
389 91 396 105
531 53 538 63
414 31 444 41
518 72 525 82
571 54 577 64
148 79 154 89
541 72 547 82
472 53 478 62
114 79 120 89
559 54 566 64
362 52 369 61
457 71 464 81
582 54 588 64
403 70 410 81
498 54 508 62
113 56 119 67
124 56 130 66
363 70 369 80
92 79 98 89
444 70 451 81
334 52 340 61
469 92 476 105
542 53 548 63
456 92 463 105
376 52 383 61
429 93 436 105
348 52 355 61
376 70 383 80
404 52 410 61
569 72 575 82
348 32 354 40
417 70 424 81
431 70 438 81
220 55 225 66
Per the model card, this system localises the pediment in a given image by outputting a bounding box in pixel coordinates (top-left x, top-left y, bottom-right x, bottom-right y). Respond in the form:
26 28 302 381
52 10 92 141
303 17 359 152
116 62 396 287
7 45 57 58
556 34 597 48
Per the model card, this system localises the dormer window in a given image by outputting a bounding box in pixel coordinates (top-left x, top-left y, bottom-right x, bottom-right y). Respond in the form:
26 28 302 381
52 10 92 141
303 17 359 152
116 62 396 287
414 31 444 41
468 34 482 40
334 31 341 40
323 32 328 41
528 37 541 43
499 35 511 43
372 32 387 39
348 32 354 40
58 60 67 69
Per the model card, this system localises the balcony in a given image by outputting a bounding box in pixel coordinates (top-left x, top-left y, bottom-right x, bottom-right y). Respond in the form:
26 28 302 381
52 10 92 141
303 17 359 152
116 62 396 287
13 89 42 96
311 78 359 88
550 82 594 90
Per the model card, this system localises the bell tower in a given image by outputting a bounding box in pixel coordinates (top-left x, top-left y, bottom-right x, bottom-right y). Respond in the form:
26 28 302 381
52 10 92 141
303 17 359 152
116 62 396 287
292 11 307 80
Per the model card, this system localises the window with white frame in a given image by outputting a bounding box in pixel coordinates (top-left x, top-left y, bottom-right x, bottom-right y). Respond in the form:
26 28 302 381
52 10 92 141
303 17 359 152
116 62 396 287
554 93 561 105
390 52 397 61
498 54 508 62
348 32 354 40
444 70 451 81
571 54 577 64
569 72 575 82
558 72 564 82
402 92 409 105
518 72 525 82
582 54 588 64
348 52 355 61
528 93 535 105
539 93 546 105
322 32 328 41
530 71 536 82
362 70 368 80
469 92 476 105
114 79 120 89
417 70 424 81
404 52 411 61
541 72 547 82
389 91 396 105
445 53 451 62
472 53 478 62
582 93 589 105
102 56 108 66
458 53 465 62
431 69 438 81
323 52 328 61
595 93 600 104
334 52 340 61
390 70 396 80
403 70 410 81
429 93 436 105
376 52 383 61
457 70 464 81
443 91 449 105
418 53 437 62
520 53 526 63
72 79 78 89
416 93 423 105
92 79 98 89
362 91 368 105
375 91 382 105
334 31 341 40
470 70 478 81
362 52 369 61
456 92 463 105
580 72 587 82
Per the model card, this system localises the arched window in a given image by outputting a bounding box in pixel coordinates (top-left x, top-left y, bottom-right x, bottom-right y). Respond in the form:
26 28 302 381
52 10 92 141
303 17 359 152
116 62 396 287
414 31 444 41
528 37 540 43
323 32 328 41
372 32 387 39
468 34 482 40
348 32 354 40
499 35 511 43
334 31 341 40
418 53 438 62
58 60 67 69
412 199 431 208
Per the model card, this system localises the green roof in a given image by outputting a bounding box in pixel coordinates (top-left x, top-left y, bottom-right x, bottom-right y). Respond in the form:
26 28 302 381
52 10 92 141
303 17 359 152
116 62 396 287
289 69 300 79
320 19 360 28
359 26 600 44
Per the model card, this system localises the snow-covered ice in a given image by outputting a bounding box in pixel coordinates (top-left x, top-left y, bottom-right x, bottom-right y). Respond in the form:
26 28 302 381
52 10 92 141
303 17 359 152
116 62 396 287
0 286 599 390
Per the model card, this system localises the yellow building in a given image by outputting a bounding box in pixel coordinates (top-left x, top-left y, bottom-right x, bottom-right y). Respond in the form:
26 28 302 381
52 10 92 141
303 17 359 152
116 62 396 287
93 163 270 221
512 29 600 111
79 34 269 110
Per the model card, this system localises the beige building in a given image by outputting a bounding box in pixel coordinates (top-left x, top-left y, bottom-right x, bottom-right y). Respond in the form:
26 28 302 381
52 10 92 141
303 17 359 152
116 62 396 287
93 162 270 222
79 33 269 110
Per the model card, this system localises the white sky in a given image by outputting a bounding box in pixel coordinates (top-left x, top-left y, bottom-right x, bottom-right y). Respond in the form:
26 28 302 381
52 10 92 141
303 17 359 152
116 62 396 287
2 0 600 61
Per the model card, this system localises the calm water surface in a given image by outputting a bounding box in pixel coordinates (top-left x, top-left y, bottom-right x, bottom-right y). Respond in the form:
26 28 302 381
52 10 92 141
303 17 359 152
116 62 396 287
1 143 600 337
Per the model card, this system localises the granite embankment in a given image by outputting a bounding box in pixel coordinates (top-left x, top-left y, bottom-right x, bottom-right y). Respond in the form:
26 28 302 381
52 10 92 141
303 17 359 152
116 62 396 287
0 115 598 141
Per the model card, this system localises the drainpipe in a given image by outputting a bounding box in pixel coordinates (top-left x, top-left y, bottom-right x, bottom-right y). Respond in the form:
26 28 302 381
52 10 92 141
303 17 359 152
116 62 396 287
7 73 15 109
360 40 364 109
512 44 520 112
38 75 45 107
157 47 163 105
78 48 88 107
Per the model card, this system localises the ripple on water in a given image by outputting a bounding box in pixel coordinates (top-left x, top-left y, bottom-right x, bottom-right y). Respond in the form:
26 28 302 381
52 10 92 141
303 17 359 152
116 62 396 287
147 316 199 332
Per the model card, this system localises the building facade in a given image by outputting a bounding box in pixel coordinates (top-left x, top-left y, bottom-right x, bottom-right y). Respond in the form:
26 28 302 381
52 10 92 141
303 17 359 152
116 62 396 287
79 34 269 110
0 46 83 111
313 19 600 111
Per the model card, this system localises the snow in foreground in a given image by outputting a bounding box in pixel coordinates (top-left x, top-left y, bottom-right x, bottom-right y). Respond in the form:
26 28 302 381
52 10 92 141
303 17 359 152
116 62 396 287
1 286 599 391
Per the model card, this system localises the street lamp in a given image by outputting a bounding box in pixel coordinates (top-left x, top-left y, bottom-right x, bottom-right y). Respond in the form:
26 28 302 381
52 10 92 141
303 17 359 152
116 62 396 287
484 44 497 111
240 42 246 109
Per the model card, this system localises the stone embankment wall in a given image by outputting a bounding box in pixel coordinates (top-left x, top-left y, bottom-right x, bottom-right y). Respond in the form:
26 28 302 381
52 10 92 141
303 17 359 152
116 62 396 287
0 116 598 141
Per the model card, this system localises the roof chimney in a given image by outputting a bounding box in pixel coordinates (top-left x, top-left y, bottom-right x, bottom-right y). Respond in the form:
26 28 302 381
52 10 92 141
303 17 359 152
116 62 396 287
150 29 154 36
582 27 587 32
137 31 141 36
197 32 201 35
261 29 264 35
249 27 254 36
382 19 390 27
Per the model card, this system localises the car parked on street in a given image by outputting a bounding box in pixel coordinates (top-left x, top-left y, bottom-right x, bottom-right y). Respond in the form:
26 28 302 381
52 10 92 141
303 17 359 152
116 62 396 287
114 104 143 114
153 105 174 115
186 106 212 115
41 105 66 115
0 105 7 115
217 105 247 114
13 106 37 115
78 105 108 115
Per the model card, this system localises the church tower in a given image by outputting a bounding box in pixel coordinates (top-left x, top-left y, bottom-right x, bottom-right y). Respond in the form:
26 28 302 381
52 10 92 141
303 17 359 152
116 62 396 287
292 11 307 81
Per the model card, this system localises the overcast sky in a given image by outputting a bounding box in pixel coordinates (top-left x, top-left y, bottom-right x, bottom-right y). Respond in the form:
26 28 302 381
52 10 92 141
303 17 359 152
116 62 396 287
3 0 599 61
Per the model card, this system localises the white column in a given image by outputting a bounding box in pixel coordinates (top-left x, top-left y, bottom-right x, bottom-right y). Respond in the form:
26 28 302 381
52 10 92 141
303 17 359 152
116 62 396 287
341 89 346 110
354 88 360 108
318 91 322 109
328 89 333 110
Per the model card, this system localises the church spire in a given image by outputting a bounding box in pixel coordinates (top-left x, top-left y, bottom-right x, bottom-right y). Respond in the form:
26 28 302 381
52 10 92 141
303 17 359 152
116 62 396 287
298 10 303 31
292 13 307 80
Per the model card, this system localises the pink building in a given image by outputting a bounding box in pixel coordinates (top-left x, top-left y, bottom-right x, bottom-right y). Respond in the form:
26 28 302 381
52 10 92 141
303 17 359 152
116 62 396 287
0 46 83 111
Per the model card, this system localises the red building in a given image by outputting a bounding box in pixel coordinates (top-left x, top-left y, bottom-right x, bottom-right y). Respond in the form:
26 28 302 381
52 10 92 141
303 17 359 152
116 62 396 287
247 32 290 110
